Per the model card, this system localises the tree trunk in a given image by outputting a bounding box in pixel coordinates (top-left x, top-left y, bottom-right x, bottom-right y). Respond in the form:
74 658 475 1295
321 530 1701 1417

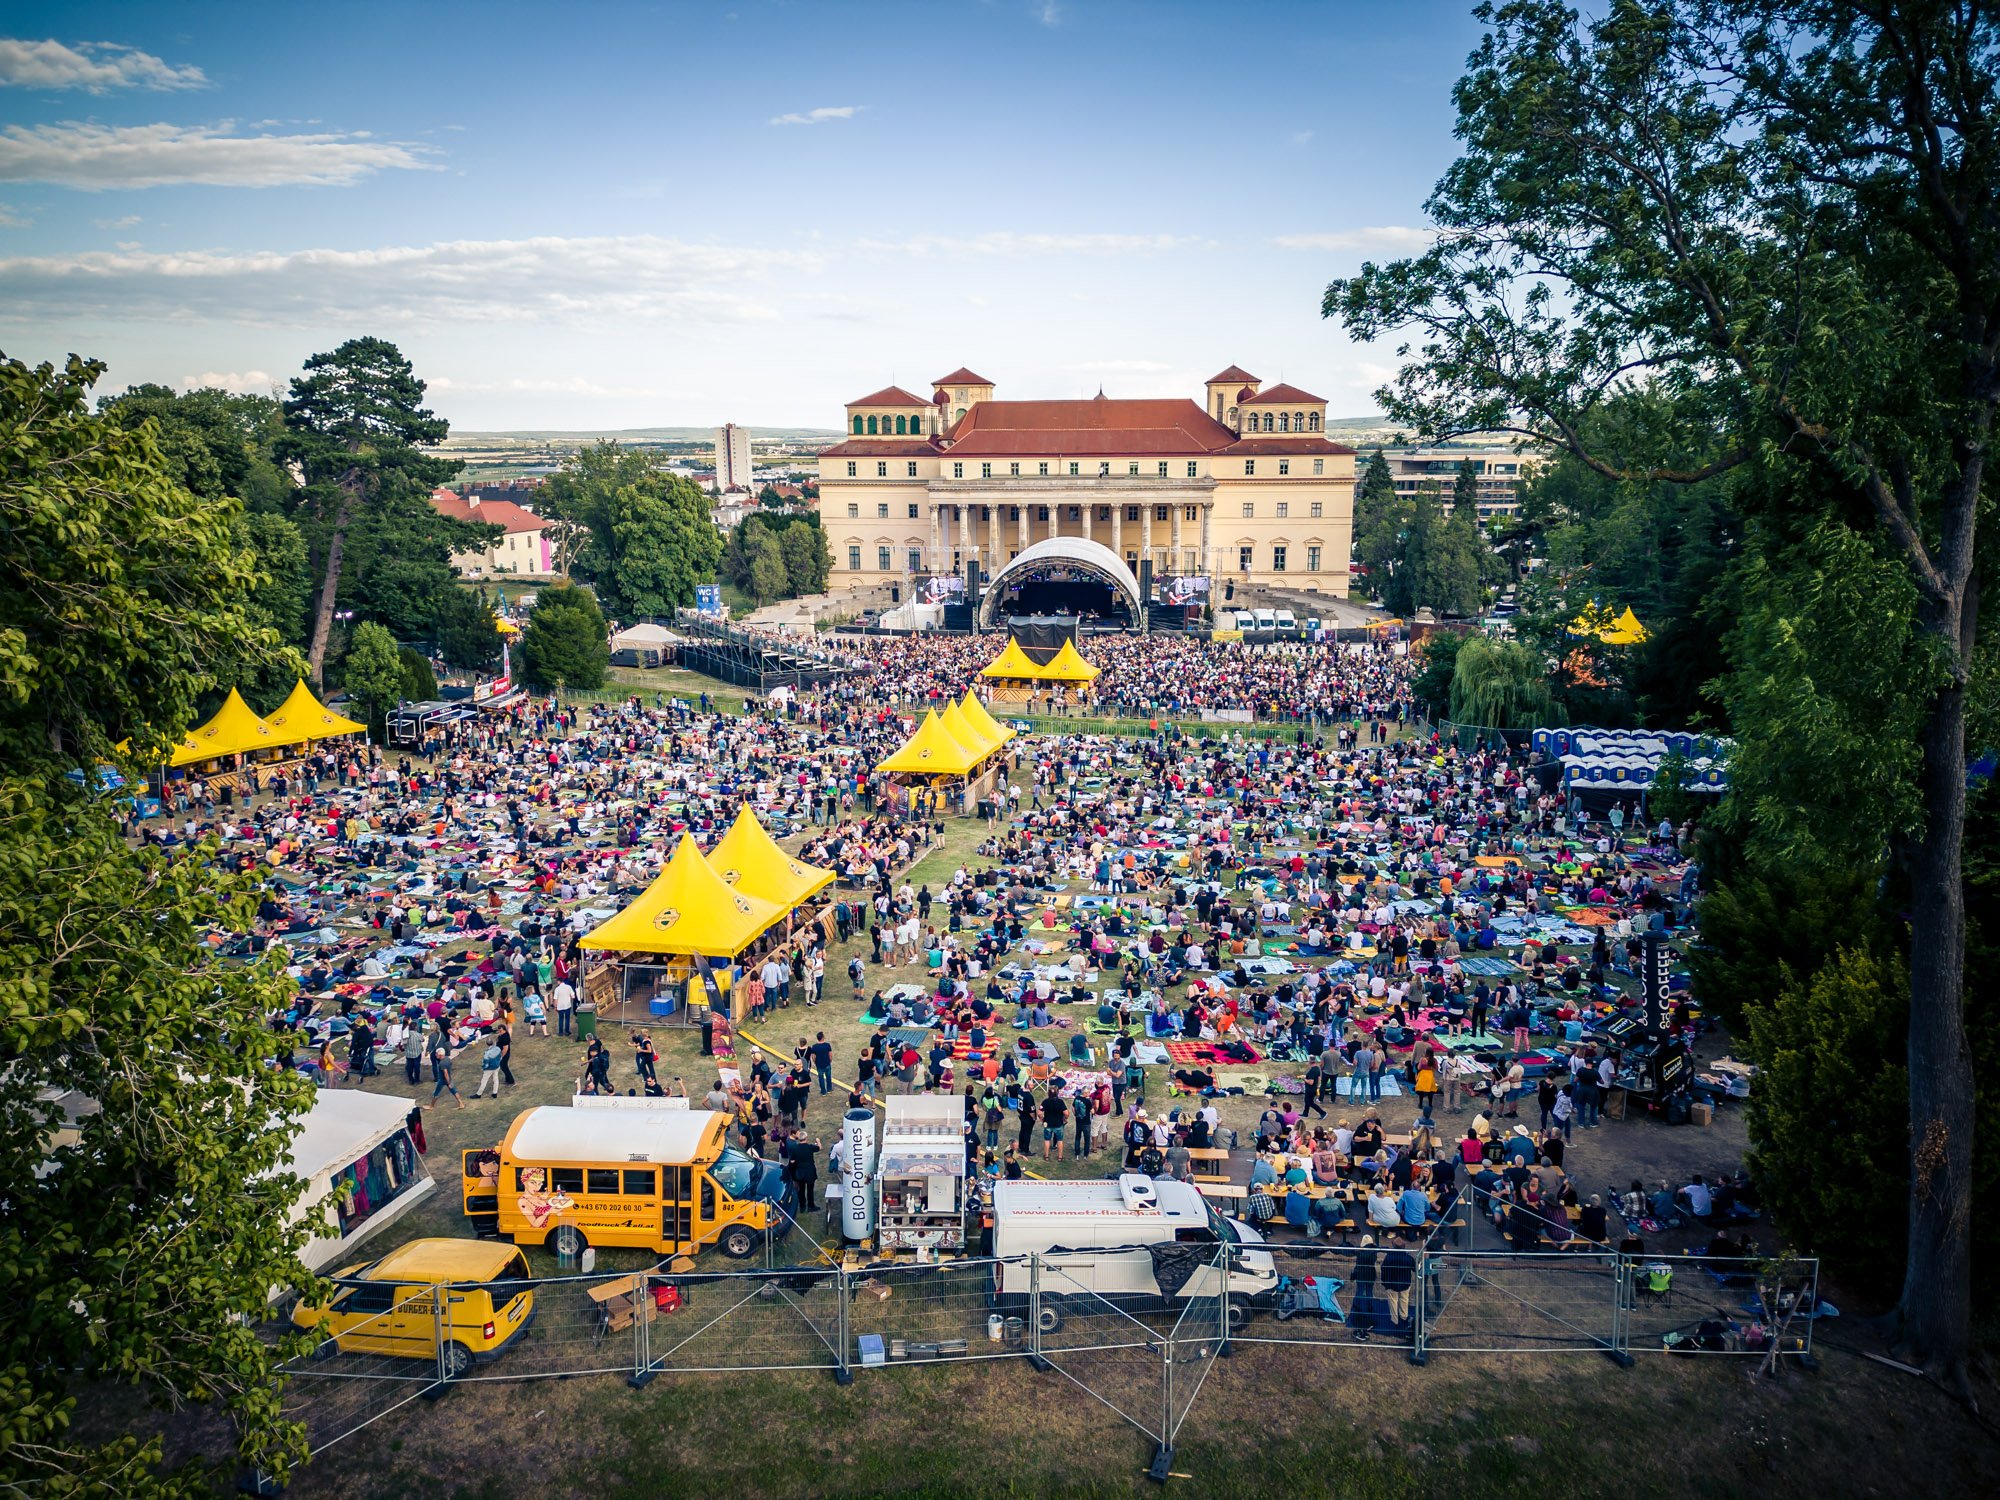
305 477 359 686
1899 618 1976 1400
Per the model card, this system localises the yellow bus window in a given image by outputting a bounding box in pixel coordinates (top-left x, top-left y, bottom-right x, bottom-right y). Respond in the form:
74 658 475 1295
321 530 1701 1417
550 1168 584 1195
623 1169 657 1196
586 1169 620 1196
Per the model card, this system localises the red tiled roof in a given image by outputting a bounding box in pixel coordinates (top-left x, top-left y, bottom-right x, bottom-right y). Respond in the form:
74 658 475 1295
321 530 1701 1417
1207 365 1258 385
847 385 931 407
1214 436 1355 456
933 367 992 387
818 438 945 457
431 492 547 532
941 398 1239 457
1240 382 1327 405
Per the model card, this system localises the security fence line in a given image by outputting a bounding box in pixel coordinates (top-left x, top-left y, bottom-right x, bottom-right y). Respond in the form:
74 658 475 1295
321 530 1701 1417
279 1241 1820 1482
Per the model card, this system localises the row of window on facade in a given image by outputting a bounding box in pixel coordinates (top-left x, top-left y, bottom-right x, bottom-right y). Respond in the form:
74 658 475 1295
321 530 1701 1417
845 499 1329 520
844 543 1329 573
1239 410 1321 432
843 457 1329 479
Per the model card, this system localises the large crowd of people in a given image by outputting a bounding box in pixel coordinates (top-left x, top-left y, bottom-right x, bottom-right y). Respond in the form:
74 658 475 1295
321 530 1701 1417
150 623 1760 1352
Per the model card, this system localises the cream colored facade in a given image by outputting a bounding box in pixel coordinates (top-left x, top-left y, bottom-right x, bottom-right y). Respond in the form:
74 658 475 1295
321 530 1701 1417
815 366 1356 595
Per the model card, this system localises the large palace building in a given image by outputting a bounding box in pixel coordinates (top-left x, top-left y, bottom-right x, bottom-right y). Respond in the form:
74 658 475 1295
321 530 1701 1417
815 366 1356 613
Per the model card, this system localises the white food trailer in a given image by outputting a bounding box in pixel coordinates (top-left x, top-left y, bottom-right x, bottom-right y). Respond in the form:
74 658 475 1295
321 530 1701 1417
875 1095 968 1253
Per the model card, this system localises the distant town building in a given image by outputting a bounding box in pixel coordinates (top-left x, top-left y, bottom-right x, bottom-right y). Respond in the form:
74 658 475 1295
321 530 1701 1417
1371 445 1545 521
430 487 552 576
713 423 752 493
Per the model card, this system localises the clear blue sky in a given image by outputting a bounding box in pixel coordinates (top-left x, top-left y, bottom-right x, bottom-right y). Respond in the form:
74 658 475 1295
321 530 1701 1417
0 1 1489 430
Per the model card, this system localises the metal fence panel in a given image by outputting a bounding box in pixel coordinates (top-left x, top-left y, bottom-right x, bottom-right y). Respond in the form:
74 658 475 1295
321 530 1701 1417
1033 1252 1169 1445
1620 1255 1821 1361
1424 1251 1622 1354
847 1256 1027 1367
278 1286 453 1456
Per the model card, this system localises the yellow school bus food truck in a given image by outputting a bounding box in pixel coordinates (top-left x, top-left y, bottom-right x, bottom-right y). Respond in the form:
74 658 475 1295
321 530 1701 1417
291 1238 535 1378
462 1104 796 1260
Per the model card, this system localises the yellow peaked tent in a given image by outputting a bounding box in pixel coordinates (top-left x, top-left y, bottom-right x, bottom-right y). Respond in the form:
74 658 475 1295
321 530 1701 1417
1037 637 1100 682
874 709 986 776
170 687 279 766
957 689 1014 753
580 833 784 958
1571 604 1650 646
979 637 1045 680
264 679 365 745
939 700 997 757
708 805 834 910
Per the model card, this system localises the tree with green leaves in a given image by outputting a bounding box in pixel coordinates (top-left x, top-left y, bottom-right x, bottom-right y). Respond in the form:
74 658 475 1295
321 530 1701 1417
0 352 320 1492
780 519 830 597
435 587 502 671
1447 634 1552 729
537 443 721 616
1327 0 1998 1379
745 527 789 604
520 583 608 692
277 338 468 683
398 645 438 703
342 621 406 731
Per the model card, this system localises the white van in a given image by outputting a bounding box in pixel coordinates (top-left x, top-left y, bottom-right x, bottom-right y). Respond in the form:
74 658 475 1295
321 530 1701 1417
1251 608 1277 640
1273 608 1298 639
989 1175 1278 1333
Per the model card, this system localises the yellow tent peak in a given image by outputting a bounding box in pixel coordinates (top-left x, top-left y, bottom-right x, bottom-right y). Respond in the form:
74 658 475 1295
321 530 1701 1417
169 687 277 766
1037 637 1100 682
874 708 987 777
708 805 834 910
939 700 994 756
1571 603 1649 646
957 688 1014 753
979 637 1045 680
580 833 784 958
264 679 365 747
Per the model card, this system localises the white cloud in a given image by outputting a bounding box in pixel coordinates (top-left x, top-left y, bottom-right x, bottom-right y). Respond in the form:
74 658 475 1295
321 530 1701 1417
1036 2 1064 25
871 231 1201 257
0 39 207 93
431 374 681 399
0 201 27 228
181 369 273 392
1070 358 1174 374
767 105 859 126
0 234 822 328
1290 130 1314 146
93 213 140 228
1271 226 1436 253
0 121 431 189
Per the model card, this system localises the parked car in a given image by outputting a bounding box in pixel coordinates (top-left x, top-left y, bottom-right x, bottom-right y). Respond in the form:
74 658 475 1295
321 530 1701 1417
292 1238 535 1379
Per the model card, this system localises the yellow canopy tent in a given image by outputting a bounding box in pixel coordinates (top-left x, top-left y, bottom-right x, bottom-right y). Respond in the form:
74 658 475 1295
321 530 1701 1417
263 679 365 748
579 833 785 958
1037 637 1100 682
979 637 1045 680
169 687 279 766
707 805 835 910
1570 604 1649 646
957 688 1015 754
875 709 985 777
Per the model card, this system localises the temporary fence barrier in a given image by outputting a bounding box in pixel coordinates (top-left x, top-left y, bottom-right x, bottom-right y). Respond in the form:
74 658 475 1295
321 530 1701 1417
279 1235 1819 1477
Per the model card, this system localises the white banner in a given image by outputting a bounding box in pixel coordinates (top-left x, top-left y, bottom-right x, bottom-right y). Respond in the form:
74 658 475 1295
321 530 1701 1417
841 1108 878 1241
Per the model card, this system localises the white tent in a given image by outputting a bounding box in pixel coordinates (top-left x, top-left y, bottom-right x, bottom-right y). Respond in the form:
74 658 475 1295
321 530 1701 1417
611 622 679 650
284 1091 435 1272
